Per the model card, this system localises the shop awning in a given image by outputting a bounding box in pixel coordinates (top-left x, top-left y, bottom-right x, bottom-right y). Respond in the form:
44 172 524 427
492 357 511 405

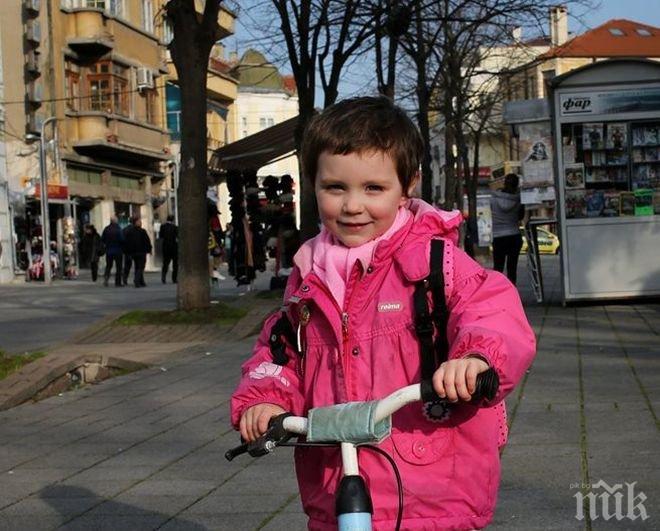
209 115 299 177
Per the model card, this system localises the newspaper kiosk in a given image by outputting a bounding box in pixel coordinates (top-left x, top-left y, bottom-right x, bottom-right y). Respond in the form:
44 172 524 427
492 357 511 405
550 59 660 303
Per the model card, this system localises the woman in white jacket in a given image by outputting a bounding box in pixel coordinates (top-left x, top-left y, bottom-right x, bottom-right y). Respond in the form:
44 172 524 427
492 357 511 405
490 173 524 284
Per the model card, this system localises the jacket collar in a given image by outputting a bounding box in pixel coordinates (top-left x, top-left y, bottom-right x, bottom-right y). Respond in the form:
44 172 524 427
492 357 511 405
293 198 462 283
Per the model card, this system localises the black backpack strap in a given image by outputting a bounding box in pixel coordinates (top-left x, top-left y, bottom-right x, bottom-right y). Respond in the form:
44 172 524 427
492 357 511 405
414 239 448 380
269 311 299 366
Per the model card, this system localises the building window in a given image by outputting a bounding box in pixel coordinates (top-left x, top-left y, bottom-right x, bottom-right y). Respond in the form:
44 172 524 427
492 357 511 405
166 82 181 140
65 60 81 111
267 117 274 127
142 88 158 125
86 61 129 116
142 0 154 33
259 117 267 130
242 116 247 138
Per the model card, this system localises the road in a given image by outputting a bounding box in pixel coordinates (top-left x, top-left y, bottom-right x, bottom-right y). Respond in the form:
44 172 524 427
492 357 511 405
0 266 272 354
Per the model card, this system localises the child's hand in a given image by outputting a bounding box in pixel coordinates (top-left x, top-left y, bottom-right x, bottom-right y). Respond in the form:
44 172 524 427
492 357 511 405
432 356 490 402
240 403 286 442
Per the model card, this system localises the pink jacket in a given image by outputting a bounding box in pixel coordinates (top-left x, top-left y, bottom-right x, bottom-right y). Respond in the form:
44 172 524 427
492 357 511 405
231 199 536 530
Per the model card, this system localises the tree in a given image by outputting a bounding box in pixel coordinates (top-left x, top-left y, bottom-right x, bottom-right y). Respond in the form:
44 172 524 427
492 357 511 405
246 0 374 240
164 0 223 310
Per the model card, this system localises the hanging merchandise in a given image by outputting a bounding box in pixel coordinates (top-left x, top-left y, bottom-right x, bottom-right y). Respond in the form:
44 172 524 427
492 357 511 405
244 169 266 273
62 216 78 279
226 169 254 285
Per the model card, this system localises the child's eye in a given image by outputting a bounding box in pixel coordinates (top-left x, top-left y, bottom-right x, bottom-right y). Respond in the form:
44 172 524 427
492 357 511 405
323 184 344 191
366 185 384 192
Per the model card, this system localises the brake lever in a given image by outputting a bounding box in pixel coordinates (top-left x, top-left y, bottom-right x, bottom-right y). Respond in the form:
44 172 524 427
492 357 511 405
225 412 294 461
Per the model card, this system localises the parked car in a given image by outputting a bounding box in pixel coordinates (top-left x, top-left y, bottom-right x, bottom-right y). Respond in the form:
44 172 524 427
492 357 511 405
520 227 560 254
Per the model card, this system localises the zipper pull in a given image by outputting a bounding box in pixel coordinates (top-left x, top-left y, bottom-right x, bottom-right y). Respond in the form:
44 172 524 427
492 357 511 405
342 312 349 339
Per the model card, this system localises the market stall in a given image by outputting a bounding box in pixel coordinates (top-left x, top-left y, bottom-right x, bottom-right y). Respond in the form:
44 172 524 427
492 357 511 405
550 59 660 303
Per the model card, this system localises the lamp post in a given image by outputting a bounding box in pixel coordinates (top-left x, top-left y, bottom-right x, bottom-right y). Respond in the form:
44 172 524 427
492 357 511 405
27 116 57 284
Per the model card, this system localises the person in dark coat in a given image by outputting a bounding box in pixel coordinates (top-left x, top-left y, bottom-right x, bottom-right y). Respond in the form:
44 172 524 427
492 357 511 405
81 224 103 282
121 216 138 285
159 215 178 284
101 216 123 287
124 218 152 287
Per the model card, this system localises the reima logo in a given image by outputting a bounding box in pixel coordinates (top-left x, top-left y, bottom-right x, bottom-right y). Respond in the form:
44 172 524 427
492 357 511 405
563 97 592 114
573 480 649 522
378 302 402 313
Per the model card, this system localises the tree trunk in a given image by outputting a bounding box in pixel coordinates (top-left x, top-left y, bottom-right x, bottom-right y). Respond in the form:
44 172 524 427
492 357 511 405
177 64 211 310
166 0 219 310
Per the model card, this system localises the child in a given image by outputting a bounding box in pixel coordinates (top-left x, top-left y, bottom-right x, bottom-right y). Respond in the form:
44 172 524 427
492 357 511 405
231 97 536 530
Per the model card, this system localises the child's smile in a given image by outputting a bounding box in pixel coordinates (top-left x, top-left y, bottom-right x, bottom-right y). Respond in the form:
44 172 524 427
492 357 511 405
315 150 411 247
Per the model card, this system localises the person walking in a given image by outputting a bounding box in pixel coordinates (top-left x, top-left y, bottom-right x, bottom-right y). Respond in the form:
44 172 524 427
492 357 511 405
121 217 137 286
159 215 178 284
81 224 103 282
490 173 525 285
101 216 123 287
124 218 152 287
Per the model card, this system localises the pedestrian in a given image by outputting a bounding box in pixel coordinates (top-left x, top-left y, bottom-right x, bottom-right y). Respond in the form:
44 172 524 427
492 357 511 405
159 215 178 284
208 204 225 282
100 216 123 287
81 224 103 282
230 97 536 530
123 218 152 287
121 216 137 286
490 173 525 285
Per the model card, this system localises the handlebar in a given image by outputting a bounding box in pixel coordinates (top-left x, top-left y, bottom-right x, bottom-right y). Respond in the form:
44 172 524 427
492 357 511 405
226 368 499 461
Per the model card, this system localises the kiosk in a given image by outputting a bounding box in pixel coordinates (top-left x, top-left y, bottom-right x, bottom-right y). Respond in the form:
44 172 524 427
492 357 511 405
550 59 660 303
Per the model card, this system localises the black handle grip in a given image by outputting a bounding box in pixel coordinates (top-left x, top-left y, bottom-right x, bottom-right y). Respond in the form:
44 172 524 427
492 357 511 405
420 367 499 404
225 442 249 462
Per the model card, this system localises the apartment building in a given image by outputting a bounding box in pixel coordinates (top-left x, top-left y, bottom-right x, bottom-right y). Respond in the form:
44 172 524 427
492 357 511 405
0 22 12 283
0 0 236 280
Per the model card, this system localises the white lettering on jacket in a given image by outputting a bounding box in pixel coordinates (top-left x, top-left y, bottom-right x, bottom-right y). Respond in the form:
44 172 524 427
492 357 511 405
378 302 402 313
249 361 290 387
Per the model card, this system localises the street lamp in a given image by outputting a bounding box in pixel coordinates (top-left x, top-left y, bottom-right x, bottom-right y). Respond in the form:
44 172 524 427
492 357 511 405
26 116 57 284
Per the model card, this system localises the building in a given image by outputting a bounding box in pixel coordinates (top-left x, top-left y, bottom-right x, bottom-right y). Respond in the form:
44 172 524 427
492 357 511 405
1 0 170 279
505 17 660 102
0 21 12 283
0 0 236 281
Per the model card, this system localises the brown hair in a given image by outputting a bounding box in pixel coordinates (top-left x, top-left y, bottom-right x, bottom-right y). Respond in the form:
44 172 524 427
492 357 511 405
301 96 423 193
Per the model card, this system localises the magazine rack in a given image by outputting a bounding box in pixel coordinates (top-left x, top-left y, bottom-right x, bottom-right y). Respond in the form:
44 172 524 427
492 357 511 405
549 59 660 303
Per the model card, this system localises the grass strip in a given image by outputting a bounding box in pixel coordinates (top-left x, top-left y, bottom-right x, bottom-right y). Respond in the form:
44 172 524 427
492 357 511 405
115 303 247 327
0 350 46 381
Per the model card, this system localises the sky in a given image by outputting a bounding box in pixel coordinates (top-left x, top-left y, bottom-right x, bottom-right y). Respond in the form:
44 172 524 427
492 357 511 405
225 0 660 104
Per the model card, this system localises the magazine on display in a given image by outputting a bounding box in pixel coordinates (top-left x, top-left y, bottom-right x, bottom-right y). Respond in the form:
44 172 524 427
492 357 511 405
634 189 654 216
583 123 604 150
564 163 585 189
620 192 635 216
643 126 659 146
602 191 620 217
606 123 627 150
565 190 587 218
586 167 608 183
654 192 660 215
586 190 605 217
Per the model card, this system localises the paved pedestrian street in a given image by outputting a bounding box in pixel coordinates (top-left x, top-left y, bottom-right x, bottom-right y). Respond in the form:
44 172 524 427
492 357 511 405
0 257 658 530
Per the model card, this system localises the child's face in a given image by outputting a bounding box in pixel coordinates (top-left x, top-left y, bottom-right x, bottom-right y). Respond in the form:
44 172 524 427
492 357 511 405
315 150 410 248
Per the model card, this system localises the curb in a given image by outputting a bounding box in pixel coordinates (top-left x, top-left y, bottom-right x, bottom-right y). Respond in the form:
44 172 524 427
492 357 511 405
0 353 147 411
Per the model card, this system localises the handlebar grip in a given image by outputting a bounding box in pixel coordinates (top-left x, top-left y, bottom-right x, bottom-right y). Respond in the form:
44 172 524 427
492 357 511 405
225 442 249 462
420 368 499 403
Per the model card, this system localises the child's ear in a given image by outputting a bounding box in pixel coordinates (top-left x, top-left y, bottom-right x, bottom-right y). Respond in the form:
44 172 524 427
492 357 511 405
405 171 421 199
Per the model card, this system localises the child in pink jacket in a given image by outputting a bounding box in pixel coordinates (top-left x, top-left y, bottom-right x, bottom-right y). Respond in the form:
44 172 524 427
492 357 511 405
231 96 536 530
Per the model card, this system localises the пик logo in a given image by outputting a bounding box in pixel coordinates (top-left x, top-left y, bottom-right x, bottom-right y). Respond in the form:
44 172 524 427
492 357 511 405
563 97 592 114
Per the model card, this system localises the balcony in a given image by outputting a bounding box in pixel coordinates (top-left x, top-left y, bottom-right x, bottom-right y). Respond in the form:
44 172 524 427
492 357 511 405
63 9 114 55
167 62 238 103
66 113 170 167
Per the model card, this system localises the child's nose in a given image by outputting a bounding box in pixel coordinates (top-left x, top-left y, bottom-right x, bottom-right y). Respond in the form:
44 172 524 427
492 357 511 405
342 194 364 214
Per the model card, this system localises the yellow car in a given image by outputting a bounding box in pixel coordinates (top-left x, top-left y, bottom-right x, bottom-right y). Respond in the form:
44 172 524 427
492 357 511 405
520 227 560 254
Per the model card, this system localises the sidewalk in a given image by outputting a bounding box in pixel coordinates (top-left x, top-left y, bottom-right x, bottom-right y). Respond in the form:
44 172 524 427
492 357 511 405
0 256 657 530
